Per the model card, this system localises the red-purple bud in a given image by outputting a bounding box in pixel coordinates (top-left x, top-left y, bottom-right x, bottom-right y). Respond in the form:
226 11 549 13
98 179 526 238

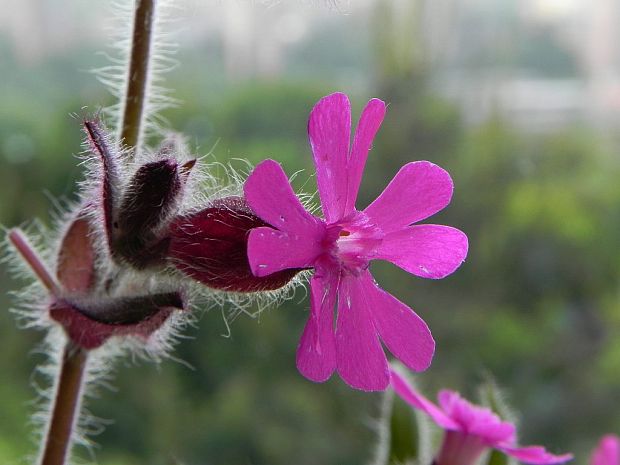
168 196 300 292
83 120 118 249
112 158 191 268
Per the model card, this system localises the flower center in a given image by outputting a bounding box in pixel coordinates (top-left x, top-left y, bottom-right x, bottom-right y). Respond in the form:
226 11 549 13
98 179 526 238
325 211 384 275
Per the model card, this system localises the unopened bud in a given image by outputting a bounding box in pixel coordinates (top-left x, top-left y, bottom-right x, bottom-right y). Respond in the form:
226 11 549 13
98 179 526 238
168 196 300 292
113 158 194 268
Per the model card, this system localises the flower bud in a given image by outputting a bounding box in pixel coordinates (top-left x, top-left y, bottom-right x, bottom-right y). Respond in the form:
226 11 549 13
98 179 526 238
168 196 300 292
112 158 194 268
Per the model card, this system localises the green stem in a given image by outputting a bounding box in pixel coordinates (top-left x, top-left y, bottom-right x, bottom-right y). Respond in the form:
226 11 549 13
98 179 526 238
119 0 156 153
39 343 88 465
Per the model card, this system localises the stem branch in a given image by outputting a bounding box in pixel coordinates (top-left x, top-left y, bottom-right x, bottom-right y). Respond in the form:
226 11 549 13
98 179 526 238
119 0 156 153
39 343 88 465
8 229 60 295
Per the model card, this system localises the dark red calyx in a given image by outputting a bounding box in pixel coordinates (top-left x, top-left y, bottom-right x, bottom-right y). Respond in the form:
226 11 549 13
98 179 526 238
49 292 183 350
83 120 118 250
64 292 184 325
56 211 97 294
112 158 191 268
168 196 300 292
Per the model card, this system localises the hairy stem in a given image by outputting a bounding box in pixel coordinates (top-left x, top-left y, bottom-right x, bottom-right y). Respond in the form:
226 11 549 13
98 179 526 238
39 343 88 465
8 229 60 295
119 0 156 153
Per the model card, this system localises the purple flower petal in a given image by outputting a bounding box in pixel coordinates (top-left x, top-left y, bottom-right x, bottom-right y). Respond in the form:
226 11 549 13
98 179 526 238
364 161 454 233
355 271 434 371
244 159 320 233
591 435 620 465
375 225 468 279
389 368 459 430
497 445 573 464
308 92 351 222
296 271 337 382
247 226 323 277
345 98 386 213
438 390 515 444
335 274 389 391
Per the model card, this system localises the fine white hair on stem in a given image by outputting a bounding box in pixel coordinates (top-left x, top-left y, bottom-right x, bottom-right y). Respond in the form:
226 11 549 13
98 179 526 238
24 317 198 465
94 0 181 151
369 364 433 465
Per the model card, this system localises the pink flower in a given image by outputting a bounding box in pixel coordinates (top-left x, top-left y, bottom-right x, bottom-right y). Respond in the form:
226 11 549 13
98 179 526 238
390 369 573 465
243 92 468 391
590 435 620 465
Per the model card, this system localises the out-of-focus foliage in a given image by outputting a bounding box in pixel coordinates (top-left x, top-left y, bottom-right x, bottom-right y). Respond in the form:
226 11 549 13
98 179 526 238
1 1 620 464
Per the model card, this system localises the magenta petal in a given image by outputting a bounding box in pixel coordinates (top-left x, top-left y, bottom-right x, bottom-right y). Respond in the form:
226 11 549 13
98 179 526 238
296 272 337 382
308 92 351 222
356 271 434 371
375 225 468 279
345 98 386 212
389 368 459 430
364 161 454 232
438 390 515 444
497 445 573 464
169 199 299 291
244 159 320 233
247 226 323 277
335 274 389 391
591 435 620 465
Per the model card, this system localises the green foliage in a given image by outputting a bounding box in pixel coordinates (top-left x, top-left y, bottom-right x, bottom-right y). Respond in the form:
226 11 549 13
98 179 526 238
486 450 509 465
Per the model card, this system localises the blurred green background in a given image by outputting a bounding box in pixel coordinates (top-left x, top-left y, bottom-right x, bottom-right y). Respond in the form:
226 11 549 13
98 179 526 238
1 0 619 463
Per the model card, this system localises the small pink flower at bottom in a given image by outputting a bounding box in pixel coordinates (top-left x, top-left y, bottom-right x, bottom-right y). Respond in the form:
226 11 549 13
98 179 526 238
244 92 468 391
390 369 573 465
590 435 620 465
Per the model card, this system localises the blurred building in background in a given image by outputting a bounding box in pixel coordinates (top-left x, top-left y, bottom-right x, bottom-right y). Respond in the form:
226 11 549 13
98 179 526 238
2 0 620 132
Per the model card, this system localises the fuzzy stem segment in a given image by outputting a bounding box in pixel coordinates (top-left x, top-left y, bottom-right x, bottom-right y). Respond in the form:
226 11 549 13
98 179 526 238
8 229 60 295
120 0 156 153
39 343 88 465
